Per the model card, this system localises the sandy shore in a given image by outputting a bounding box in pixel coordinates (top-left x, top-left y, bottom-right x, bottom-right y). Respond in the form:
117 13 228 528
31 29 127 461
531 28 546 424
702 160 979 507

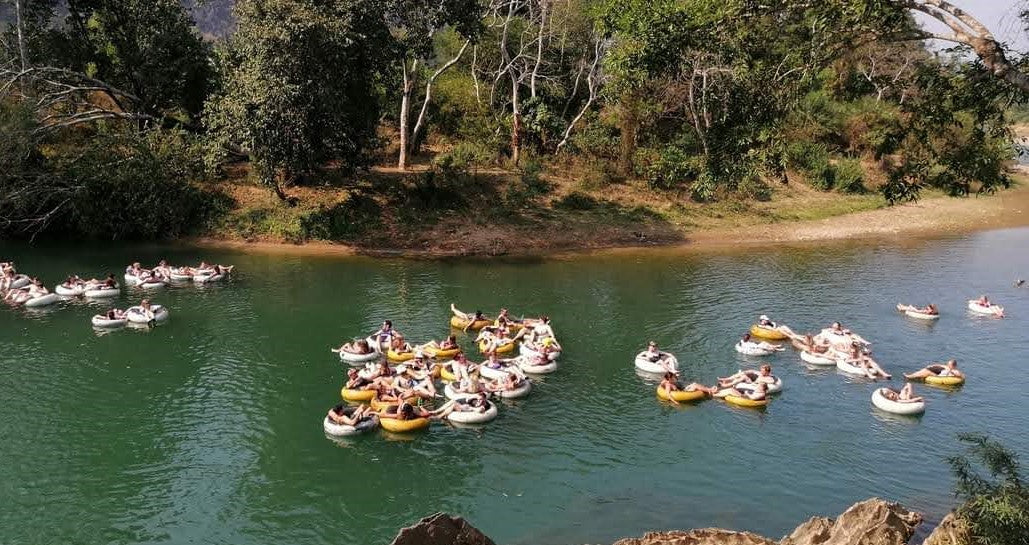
191 178 1029 259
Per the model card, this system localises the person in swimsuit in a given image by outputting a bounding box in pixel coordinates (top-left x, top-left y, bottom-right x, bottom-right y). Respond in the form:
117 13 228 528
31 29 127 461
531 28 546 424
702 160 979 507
327 403 373 425
905 359 962 380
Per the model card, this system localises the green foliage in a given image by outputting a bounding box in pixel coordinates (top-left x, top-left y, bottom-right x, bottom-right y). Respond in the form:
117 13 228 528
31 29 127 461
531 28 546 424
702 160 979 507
205 0 394 192
788 142 834 190
300 194 383 241
506 159 551 208
833 158 866 194
948 433 1029 545
646 146 700 190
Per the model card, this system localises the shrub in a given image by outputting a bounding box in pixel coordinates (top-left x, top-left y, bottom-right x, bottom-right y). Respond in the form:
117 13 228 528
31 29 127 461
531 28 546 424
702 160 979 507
787 141 834 190
646 145 701 190
948 433 1029 545
554 191 599 211
833 158 866 193
300 193 382 241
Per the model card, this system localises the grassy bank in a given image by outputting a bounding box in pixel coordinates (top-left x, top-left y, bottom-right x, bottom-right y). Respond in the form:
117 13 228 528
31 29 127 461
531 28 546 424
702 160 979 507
194 159 1029 257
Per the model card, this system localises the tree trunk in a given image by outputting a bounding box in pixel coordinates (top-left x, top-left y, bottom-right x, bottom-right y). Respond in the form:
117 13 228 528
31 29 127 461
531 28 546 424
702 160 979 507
397 59 417 170
14 0 28 70
617 96 638 176
510 72 521 165
410 40 469 156
530 0 548 99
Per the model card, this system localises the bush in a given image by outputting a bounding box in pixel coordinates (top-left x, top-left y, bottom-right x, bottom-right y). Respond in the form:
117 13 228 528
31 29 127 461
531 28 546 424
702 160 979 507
300 193 382 241
646 146 701 190
737 175 772 201
554 191 599 211
833 158 866 193
787 141 834 190
948 433 1029 545
506 159 551 208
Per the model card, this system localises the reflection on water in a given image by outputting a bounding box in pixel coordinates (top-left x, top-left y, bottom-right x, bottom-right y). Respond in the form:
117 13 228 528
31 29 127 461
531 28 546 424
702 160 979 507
1 228 1028 545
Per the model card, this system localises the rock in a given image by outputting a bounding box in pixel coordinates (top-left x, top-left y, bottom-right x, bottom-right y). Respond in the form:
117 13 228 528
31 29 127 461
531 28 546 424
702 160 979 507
781 498 922 545
611 529 777 545
922 513 971 545
388 512 496 545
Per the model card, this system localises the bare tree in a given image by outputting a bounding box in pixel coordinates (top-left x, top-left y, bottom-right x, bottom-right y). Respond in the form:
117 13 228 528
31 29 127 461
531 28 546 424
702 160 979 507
556 37 604 150
409 39 471 156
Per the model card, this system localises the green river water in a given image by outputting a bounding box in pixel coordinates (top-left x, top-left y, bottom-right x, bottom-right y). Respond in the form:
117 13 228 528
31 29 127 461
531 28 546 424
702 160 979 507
2 229 1028 545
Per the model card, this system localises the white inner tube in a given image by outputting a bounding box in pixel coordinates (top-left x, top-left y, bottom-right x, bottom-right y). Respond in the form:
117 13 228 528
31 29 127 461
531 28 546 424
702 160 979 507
516 355 558 374
123 273 143 286
967 300 1003 316
479 363 518 380
140 280 166 289
323 414 379 436
340 349 380 364
194 273 224 283
836 359 871 377
447 401 498 424
800 350 836 366
871 388 925 415
519 342 560 361
735 341 773 356
55 284 86 296
24 293 60 307
126 305 169 324
905 309 940 320
634 352 678 374
496 379 532 399
735 376 783 394
444 382 481 401
84 286 120 298
10 275 30 289
92 315 127 328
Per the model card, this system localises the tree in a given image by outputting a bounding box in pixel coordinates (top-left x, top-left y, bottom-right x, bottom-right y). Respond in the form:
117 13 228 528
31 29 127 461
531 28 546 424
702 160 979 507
947 433 1029 545
206 0 394 201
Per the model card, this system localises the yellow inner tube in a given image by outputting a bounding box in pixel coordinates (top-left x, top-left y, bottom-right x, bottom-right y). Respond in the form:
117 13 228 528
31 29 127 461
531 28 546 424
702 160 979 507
656 386 707 403
479 339 515 354
428 347 460 359
925 374 965 386
341 388 375 402
450 316 491 330
749 324 787 340
379 417 430 433
439 364 457 382
387 349 415 362
370 395 417 411
724 394 768 408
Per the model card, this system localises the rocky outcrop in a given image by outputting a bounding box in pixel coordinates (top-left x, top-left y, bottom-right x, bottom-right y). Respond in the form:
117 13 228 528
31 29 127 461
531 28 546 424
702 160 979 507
921 513 971 545
781 498 922 545
386 499 930 545
388 513 496 545
612 529 777 545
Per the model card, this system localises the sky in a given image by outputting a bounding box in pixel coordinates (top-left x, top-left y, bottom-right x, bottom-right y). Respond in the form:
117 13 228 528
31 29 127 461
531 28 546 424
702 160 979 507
916 1 1028 52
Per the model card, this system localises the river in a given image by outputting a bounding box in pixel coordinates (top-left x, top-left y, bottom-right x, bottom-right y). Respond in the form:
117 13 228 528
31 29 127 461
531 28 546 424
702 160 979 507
2 228 1028 545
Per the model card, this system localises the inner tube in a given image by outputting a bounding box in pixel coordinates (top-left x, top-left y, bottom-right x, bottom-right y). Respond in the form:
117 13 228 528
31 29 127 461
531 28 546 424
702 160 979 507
371 395 416 412
735 341 774 356
194 273 224 284
169 269 194 281
871 388 925 415
478 339 516 354
23 293 60 307
340 349 380 364
444 382 480 401
634 352 677 374
516 355 558 374
519 342 560 361
447 401 498 424
91 315 127 328
749 324 787 340
836 359 871 377
439 362 459 382
9 275 30 289
924 374 965 387
734 376 783 394
123 273 143 287
125 305 169 324
323 414 379 436
967 300 1004 317
724 394 768 408
140 280 166 290
450 316 491 330
84 286 120 298
495 379 532 399
426 346 460 359
479 362 518 381
800 350 836 366
656 386 707 403
365 335 386 353
55 284 86 297
905 309 939 320
341 388 376 402
379 416 429 433
387 349 414 362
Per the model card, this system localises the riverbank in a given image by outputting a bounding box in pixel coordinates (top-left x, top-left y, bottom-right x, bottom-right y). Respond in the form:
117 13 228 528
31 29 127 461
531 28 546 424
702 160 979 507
195 171 1029 258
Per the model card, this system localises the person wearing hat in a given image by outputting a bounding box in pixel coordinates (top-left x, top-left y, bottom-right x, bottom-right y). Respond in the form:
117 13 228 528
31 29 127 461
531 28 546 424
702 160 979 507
659 372 715 405
758 315 776 328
